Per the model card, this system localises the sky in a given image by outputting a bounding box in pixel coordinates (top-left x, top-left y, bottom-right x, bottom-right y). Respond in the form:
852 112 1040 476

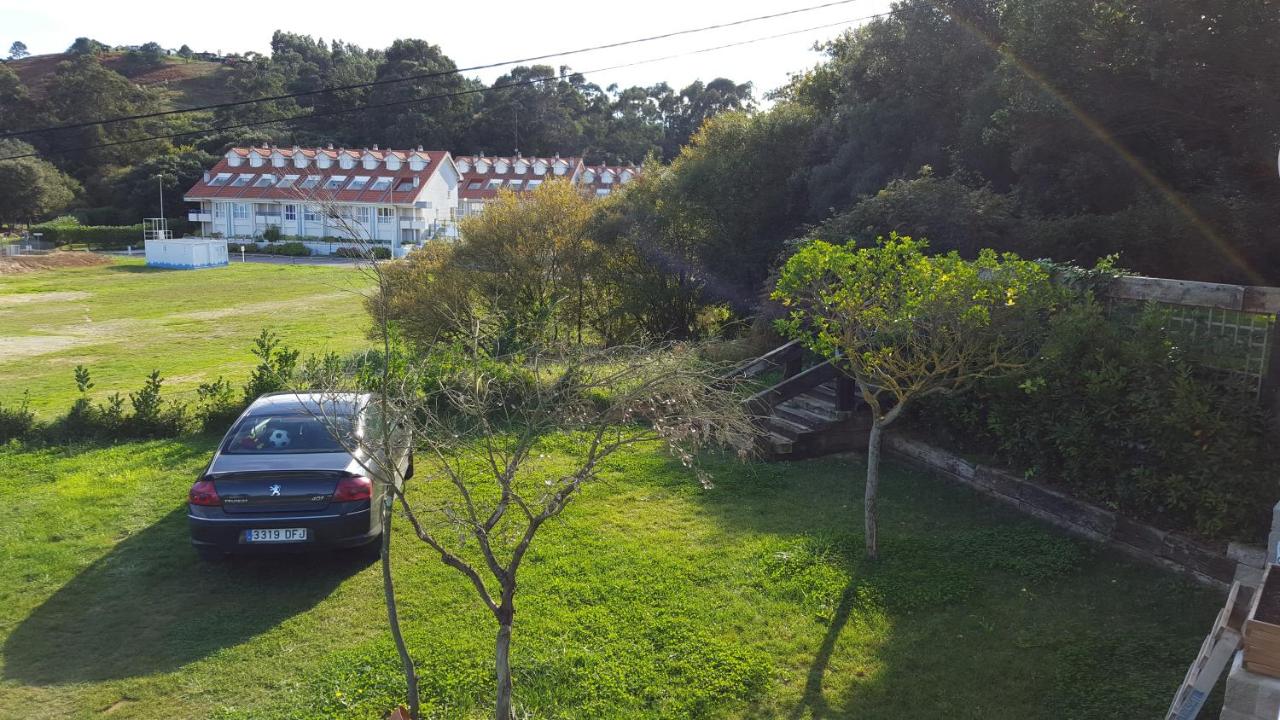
0 0 893 99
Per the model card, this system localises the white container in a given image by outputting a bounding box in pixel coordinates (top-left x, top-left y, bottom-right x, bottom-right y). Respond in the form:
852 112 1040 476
144 238 229 269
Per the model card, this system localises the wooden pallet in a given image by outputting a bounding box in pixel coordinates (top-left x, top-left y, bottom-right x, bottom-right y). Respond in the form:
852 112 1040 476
1166 581 1246 720
1244 564 1280 677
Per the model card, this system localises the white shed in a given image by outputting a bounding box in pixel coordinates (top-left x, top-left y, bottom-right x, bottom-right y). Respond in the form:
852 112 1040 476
145 237 228 270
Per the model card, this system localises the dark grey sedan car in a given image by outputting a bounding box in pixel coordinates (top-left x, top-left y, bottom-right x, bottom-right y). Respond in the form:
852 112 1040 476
188 392 411 560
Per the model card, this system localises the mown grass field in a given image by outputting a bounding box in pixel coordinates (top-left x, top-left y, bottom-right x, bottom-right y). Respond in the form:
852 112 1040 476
0 436 1222 719
0 258 372 416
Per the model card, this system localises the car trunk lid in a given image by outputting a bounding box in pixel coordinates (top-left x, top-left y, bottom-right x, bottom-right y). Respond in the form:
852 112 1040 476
211 470 347 513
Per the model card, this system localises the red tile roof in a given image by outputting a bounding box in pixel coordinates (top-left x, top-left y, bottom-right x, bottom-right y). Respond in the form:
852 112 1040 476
454 155 585 201
184 146 450 205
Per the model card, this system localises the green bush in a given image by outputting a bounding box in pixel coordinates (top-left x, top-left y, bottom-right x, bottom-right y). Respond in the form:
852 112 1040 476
0 392 36 443
30 219 144 249
334 245 391 259
919 298 1275 541
227 241 311 257
262 225 283 242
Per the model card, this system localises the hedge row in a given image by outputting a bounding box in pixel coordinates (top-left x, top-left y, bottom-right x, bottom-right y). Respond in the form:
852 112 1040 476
31 223 144 249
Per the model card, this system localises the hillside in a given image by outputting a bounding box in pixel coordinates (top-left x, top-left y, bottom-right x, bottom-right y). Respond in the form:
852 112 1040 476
9 52 236 109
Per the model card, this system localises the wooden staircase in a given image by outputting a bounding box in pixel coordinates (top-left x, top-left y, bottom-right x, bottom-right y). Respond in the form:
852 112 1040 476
725 341 871 459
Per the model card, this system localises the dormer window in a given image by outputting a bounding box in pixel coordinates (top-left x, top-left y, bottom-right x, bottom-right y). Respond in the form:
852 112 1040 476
514 159 529 174
339 156 355 169
231 173 254 187
621 170 634 182
293 154 309 169
271 153 286 168
208 173 232 187
370 177 393 191
475 159 490 174
348 176 371 191
495 160 510 173
601 171 614 185
362 154 378 170
323 175 348 190
533 161 547 176
581 170 595 183
253 174 277 188
316 155 332 169
249 154 264 167
456 159 471 172
409 156 426 171
386 155 402 171
553 161 567 176
227 153 243 167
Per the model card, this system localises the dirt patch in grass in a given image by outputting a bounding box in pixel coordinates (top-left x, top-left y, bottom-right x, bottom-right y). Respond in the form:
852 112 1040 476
0 254 112 275
0 291 91 307
2 336 83 357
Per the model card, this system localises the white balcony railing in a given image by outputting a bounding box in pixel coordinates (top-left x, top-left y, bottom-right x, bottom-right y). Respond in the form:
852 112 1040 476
399 219 427 230
188 212 212 223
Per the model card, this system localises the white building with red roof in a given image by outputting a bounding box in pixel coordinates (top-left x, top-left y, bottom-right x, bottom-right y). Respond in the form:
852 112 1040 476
184 146 641 253
184 144 460 246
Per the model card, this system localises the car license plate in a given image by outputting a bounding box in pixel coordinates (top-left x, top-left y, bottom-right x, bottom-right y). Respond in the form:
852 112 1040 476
244 528 308 543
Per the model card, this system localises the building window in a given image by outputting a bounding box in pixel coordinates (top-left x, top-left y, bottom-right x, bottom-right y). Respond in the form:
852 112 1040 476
377 207 394 223
232 204 248 219
253 175 276 188
353 206 371 223
371 177 393 191
467 180 483 190
486 179 502 190
277 174 299 188
300 175 322 190
232 173 254 187
348 176 370 191
208 173 232 187
323 176 347 190
396 180 416 192
284 204 297 221
304 206 320 222
525 179 543 190
596 187 610 196
213 203 225 217
508 180 524 191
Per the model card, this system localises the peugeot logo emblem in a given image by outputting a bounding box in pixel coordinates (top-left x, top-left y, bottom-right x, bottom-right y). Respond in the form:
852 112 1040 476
269 484 282 497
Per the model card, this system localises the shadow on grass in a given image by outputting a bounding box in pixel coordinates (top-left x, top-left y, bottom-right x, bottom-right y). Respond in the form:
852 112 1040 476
104 263 165 273
3 506 372 684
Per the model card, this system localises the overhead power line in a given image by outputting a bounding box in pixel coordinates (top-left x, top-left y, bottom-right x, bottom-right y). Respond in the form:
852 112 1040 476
0 13 894 162
1 0 870 140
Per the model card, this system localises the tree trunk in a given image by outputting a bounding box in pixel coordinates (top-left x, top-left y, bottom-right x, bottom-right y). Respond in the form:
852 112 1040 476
864 420 883 560
381 503 420 718
495 619 514 720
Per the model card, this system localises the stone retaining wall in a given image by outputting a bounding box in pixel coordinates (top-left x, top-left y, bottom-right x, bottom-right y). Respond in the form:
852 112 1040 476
886 434 1263 591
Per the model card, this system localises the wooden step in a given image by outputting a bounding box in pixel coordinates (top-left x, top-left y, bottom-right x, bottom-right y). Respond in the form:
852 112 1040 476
765 415 814 441
775 403 839 428
786 394 840 417
765 431 794 455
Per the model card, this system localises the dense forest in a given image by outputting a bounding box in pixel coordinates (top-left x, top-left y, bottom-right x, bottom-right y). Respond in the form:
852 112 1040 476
2 0 1279 290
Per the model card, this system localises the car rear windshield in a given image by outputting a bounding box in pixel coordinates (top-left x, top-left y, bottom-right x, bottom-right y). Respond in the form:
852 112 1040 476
222 413 354 454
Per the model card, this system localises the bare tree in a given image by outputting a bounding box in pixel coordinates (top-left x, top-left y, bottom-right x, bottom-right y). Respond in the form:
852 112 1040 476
293 196 756 719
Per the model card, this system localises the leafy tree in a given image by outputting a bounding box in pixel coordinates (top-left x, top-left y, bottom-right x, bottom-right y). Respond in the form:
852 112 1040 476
66 37 106 56
469 65 593 156
8 41 28 60
773 234 1058 558
0 63 41 135
0 140 81 225
363 39 474 149
101 147 217 220
660 78 755 158
176 44 193 60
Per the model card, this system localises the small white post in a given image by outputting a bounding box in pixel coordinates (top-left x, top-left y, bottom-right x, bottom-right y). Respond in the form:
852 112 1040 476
126 245 132 256
240 245 245 263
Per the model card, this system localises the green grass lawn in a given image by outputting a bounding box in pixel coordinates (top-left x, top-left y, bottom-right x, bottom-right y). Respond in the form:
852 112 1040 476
0 258 372 416
0 437 1222 719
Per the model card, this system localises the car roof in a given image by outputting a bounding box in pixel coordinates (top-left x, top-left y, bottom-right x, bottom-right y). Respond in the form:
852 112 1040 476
245 391 372 417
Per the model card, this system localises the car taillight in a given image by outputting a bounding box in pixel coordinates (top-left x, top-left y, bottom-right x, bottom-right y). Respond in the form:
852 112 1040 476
333 475 372 502
189 479 221 506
